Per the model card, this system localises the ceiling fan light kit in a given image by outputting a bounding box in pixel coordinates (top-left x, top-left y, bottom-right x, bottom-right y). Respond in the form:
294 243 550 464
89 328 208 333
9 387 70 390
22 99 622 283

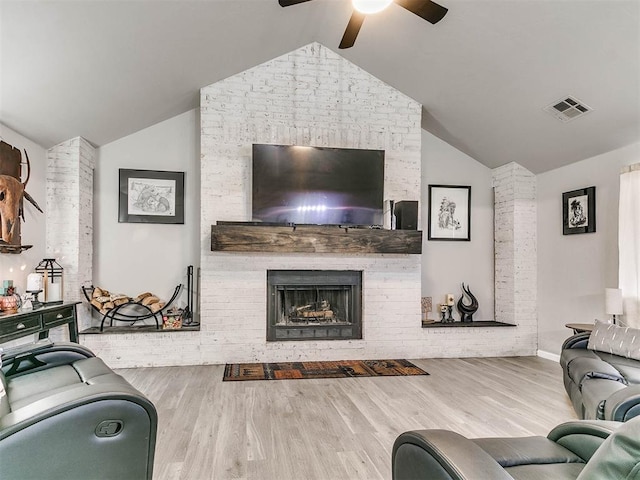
352 0 394 14
278 0 448 49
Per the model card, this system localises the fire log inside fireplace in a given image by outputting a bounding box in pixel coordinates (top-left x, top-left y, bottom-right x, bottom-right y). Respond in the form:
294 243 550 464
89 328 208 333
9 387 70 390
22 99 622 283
290 300 336 322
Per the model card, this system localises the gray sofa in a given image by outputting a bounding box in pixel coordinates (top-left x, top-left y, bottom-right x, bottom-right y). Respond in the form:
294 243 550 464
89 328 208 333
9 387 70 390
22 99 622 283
392 417 640 479
0 341 157 480
561 330 640 421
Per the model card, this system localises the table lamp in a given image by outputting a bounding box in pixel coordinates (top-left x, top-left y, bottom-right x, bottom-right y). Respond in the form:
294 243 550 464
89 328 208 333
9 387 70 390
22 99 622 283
605 288 623 324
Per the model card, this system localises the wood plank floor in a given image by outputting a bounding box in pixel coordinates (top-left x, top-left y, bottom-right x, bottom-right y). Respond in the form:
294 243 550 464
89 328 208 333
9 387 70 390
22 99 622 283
117 356 577 480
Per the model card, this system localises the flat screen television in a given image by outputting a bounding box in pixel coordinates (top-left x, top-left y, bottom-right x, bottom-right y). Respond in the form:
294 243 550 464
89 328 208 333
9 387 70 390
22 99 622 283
252 144 385 226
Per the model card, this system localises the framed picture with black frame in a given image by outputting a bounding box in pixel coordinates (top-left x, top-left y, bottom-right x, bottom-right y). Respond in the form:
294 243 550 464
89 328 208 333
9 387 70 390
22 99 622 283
562 186 595 235
427 184 471 241
118 169 185 224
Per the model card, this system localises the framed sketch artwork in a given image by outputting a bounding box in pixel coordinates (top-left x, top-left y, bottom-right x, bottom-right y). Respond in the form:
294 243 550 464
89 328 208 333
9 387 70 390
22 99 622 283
118 169 185 224
427 185 471 241
562 186 595 235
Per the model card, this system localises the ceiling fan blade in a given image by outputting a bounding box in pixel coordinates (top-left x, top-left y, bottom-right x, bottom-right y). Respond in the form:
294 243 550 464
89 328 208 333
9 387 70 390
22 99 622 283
339 11 366 49
395 0 448 24
278 0 314 6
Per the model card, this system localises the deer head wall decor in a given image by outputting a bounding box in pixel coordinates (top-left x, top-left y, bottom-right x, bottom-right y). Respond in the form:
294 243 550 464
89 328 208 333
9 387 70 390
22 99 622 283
0 141 43 247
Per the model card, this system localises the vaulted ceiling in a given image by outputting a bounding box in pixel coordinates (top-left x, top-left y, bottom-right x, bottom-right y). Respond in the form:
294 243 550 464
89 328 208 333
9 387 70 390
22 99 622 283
1 0 638 173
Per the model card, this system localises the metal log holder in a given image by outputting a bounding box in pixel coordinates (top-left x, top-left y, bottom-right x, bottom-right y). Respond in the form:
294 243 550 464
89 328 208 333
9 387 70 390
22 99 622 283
82 284 182 331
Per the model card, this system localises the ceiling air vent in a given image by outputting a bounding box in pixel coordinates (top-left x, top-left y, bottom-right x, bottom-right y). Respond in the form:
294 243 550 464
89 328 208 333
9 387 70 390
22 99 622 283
544 96 592 123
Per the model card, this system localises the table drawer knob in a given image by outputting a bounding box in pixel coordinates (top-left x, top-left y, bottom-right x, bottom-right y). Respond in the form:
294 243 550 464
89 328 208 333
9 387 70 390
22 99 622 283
56 314 64 319
16 322 26 330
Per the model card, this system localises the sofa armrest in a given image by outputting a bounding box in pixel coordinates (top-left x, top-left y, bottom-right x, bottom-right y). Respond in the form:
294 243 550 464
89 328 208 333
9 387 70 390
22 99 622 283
0 382 157 480
0 381 156 435
562 332 591 350
547 419 622 461
2 341 95 378
603 385 640 421
392 430 513 480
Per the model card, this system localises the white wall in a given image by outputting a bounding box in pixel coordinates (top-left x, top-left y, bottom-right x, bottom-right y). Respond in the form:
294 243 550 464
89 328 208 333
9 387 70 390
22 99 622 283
421 130 495 321
92 109 200 316
0 124 47 291
538 141 640 355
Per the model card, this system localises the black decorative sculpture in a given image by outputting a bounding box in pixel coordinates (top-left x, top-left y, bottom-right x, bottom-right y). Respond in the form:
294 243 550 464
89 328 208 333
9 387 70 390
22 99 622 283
457 283 478 322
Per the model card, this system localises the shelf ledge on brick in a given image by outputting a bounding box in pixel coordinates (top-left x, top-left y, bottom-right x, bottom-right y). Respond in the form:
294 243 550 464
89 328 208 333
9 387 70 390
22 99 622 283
421 320 516 328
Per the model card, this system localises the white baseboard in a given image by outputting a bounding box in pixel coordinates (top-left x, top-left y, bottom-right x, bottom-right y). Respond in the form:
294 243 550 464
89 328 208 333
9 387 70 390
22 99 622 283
537 350 560 363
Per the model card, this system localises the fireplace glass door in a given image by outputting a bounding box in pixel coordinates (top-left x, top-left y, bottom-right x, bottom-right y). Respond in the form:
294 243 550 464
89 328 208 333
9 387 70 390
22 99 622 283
267 270 362 341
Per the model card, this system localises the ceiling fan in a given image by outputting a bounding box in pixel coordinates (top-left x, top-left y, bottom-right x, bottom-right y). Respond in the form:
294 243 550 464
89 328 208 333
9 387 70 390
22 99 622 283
278 0 448 49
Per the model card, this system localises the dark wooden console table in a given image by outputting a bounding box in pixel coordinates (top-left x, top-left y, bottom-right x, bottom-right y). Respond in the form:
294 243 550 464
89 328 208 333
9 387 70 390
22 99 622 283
0 302 79 344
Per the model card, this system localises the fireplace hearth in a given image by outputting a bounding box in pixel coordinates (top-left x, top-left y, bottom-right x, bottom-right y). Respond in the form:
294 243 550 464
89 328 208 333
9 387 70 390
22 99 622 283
267 270 362 341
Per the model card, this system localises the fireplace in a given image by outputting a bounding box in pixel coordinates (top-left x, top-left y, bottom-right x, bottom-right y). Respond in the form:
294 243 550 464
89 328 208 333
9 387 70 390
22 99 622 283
267 270 362 341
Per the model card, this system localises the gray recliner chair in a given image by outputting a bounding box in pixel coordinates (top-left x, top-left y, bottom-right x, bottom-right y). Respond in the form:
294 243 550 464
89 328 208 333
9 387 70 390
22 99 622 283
1 342 157 480
393 416 640 479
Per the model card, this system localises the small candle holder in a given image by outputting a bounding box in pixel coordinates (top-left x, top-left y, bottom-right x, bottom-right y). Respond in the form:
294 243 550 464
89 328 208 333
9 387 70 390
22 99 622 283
446 305 454 322
27 290 43 309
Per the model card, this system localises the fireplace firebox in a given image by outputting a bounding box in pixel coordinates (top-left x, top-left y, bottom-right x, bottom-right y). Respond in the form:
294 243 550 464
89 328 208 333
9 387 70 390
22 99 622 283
267 270 362 341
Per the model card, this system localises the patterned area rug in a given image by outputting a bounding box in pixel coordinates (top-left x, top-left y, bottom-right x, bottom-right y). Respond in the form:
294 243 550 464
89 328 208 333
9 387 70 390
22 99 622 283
223 359 428 381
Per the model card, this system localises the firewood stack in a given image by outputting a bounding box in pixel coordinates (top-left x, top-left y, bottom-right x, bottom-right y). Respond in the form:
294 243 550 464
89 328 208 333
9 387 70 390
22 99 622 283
291 300 335 320
90 287 166 315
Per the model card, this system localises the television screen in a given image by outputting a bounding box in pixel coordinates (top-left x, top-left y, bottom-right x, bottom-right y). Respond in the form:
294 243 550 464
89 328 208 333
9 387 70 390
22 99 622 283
252 144 385 226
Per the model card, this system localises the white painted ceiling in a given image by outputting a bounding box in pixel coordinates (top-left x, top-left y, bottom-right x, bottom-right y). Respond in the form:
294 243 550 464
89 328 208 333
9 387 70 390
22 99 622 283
1 0 638 173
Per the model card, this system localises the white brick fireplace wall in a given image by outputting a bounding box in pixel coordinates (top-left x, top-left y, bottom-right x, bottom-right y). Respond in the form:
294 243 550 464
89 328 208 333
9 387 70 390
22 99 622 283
200 43 423 363
81 43 538 368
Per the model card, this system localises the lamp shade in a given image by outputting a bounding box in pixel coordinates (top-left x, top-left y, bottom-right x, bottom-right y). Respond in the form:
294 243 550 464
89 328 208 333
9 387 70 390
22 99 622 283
605 288 623 315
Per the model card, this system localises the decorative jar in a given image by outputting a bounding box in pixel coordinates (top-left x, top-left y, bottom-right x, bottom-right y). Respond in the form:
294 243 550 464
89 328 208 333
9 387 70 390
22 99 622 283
0 295 19 313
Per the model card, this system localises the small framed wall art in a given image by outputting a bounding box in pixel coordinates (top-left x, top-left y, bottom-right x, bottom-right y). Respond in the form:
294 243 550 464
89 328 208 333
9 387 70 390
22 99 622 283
118 169 185 224
427 184 471 241
562 186 595 235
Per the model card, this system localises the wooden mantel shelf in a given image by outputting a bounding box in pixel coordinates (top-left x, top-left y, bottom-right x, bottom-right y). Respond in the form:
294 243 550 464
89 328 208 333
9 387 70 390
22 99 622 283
210 224 422 254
